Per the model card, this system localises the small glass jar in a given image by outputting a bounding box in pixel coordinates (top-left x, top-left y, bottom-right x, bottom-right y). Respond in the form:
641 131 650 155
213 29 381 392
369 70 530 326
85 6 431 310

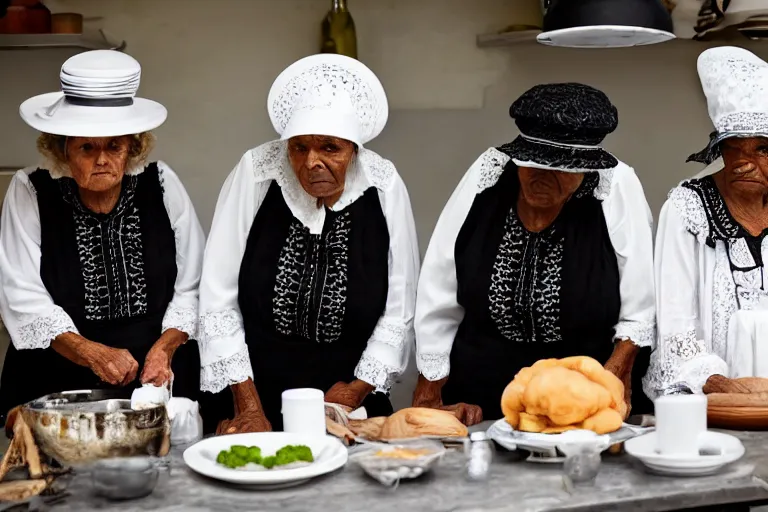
557 430 605 489
562 445 602 487
463 431 495 481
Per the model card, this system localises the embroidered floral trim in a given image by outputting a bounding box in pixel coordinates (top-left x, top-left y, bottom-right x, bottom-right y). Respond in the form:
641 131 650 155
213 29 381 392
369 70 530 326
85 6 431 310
712 244 739 359
593 168 614 201
642 329 727 398
476 148 511 193
354 353 398 393
669 185 710 245
417 352 450 381
16 306 78 350
357 149 396 191
665 329 706 359
200 345 253 394
369 317 408 349
200 308 243 342
614 318 655 348
162 305 198 338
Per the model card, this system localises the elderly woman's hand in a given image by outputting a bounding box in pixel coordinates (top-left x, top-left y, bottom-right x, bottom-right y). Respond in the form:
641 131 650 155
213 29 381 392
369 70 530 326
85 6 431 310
217 410 272 435
85 343 139 386
411 374 484 426
140 329 188 387
604 339 639 419
324 380 374 410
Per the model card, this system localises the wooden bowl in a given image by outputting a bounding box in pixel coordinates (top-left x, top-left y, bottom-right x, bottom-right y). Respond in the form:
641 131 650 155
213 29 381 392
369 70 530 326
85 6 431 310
708 405 768 430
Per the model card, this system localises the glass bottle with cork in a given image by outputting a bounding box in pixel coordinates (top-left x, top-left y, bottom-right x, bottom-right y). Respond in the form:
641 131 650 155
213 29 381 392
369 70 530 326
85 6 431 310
320 0 357 59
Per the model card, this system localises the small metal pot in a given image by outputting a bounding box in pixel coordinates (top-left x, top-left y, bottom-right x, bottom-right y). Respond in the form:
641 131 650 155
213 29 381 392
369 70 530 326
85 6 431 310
22 389 170 467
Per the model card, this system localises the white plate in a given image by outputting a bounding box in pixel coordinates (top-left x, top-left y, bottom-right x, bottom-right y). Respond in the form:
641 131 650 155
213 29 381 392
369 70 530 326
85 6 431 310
183 432 348 486
536 25 675 48
624 431 745 477
487 419 651 457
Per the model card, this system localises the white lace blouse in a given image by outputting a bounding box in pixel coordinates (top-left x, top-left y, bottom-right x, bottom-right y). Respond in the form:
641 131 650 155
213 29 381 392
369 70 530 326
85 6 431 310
198 140 420 394
414 148 657 381
0 161 205 349
643 172 768 398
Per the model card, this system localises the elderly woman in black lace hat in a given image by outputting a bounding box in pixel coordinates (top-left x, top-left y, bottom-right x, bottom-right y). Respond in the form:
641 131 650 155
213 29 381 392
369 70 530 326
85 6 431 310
412 83 656 424
644 47 768 398
0 50 204 417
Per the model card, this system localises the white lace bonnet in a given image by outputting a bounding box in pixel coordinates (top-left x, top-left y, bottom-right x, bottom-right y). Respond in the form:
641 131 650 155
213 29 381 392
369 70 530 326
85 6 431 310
19 50 167 137
688 46 768 164
267 54 389 147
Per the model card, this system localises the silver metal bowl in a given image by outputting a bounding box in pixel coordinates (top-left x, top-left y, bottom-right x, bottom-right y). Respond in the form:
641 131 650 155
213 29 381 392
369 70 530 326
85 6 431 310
89 456 163 500
21 389 170 467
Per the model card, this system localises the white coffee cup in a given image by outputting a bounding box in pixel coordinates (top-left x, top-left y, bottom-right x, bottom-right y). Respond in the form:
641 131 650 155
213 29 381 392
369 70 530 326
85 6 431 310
654 394 707 457
281 388 326 437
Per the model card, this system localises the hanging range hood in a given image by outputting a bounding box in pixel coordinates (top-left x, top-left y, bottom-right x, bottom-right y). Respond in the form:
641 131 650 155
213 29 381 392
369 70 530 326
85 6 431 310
538 0 676 48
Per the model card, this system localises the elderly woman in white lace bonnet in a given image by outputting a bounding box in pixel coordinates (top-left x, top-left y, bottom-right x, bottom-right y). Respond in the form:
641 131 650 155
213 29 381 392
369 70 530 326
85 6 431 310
0 50 205 419
198 54 419 434
644 47 768 398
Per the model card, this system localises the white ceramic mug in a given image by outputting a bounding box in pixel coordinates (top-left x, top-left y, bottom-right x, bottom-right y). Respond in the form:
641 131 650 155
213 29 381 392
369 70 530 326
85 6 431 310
281 388 326 437
654 394 707 457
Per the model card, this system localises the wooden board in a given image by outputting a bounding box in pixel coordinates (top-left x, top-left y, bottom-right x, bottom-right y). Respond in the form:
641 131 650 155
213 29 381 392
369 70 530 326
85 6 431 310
708 405 768 430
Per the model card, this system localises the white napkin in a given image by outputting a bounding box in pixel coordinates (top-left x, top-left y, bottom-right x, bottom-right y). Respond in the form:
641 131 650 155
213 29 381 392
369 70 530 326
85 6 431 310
726 310 768 378
130 384 169 410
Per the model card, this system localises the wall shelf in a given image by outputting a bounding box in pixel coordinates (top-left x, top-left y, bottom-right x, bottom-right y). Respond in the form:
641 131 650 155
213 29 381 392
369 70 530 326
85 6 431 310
477 29 541 48
0 30 126 51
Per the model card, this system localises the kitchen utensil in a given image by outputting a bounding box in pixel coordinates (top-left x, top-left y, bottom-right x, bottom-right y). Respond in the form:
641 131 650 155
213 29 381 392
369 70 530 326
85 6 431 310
22 389 170 467
51 12 82 34
88 456 166 500
654 394 707 457
183 432 347 488
282 388 325 438
625 431 744 476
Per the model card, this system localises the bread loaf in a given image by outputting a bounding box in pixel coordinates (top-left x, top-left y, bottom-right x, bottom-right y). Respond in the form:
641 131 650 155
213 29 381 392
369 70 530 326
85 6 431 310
706 392 768 407
379 407 468 440
703 375 768 395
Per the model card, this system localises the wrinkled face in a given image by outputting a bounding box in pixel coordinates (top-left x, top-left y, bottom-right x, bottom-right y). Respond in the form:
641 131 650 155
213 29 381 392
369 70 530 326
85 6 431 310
66 136 130 192
720 137 768 195
287 135 356 200
517 167 585 209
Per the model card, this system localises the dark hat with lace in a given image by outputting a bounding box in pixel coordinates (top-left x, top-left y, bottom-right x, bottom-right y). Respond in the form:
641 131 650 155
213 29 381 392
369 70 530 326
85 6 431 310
497 83 619 173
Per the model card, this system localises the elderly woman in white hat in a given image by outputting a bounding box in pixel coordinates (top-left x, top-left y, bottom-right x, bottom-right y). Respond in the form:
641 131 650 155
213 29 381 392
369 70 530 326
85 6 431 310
0 50 204 417
199 54 419 434
645 47 768 398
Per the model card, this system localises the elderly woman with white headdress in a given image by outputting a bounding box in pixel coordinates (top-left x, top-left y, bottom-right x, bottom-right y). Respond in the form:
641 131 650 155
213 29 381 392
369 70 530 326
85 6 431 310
199 54 419 434
412 83 656 424
0 50 204 417
644 47 768 398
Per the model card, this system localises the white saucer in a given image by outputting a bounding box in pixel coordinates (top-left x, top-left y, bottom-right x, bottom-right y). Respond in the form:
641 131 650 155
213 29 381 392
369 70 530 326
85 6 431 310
624 431 745 477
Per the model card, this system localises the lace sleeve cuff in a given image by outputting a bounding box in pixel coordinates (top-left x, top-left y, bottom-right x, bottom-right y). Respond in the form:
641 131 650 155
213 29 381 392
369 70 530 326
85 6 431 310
614 319 655 348
162 304 198 338
354 353 399 393
642 329 729 398
16 306 78 350
200 344 253 393
369 317 408 349
417 352 450 381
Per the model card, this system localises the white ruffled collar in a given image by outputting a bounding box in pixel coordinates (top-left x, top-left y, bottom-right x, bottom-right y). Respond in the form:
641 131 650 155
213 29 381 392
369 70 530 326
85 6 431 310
247 140 396 234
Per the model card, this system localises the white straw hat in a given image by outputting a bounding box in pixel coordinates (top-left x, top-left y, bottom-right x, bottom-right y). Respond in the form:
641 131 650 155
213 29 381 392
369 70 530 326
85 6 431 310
19 50 167 137
267 54 388 147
